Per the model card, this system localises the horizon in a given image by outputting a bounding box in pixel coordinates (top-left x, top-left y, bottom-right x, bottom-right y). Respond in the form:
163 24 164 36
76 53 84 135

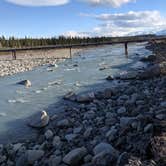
0 0 166 38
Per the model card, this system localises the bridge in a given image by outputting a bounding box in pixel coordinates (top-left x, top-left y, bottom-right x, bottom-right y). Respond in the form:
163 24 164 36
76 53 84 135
0 35 166 60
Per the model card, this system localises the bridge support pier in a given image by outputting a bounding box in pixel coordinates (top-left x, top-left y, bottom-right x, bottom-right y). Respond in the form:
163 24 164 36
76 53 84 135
12 50 16 60
69 47 72 59
125 42 128 57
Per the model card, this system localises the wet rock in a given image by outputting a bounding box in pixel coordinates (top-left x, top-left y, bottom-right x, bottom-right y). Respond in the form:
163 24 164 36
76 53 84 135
106 126 118 141
155 114 165 120
28 111 49 128
65 134 77 142
0 155 7 164
120 117 136 126
73 126 83 134
18 80 31 87
76 92 95 103
140 55 156 62
45 129 54 139
106 75 114 80
63 147 87 165
64 92 76 101
52 136 61 148
84 154 92 163
83 127 93 138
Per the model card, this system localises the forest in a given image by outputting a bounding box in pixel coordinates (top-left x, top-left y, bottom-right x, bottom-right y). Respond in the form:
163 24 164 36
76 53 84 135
0 35 156 48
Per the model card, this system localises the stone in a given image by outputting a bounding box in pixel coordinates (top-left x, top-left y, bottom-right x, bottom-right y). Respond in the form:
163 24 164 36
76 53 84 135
84 154 92 163
64 92 76 101
144 124 153 133
49 155 62 166
26 150 44 164
93 142 119 157
18 80 31 87
83 127 93 138
65 134 77 142
45 129 54 139
76 92 95 103
106 127 118 141
73 127 83 134
63 147 87 165
52 136 61 148
116 152 129 166
28 111 49 128
155 114 165 120
140 55 156 62
117 107 127 114
0 155 6 164
106 75 114 80
160 101 166 108
13 143 23 153
57 119 70 128
120 117 136 126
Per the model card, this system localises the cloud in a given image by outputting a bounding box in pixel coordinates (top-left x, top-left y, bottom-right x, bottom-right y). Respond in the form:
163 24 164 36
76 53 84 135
63 31 90 38
5 0 69 6
75 10 166 37
80 0 136 7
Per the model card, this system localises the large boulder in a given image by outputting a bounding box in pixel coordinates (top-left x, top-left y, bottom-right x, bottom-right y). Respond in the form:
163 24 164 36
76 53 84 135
28 111 50 128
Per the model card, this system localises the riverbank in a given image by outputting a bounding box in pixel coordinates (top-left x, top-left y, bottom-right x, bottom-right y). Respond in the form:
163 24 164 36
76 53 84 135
0 42 165 166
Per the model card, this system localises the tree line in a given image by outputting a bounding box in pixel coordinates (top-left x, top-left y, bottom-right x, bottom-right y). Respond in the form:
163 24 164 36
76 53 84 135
0 34 156 48
0 36 114 48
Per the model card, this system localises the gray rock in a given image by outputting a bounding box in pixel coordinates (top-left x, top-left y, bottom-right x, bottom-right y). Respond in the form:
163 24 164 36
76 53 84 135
84 154 92 163
45 129 54 139
13 143 23 153
160 101 166 108
73 126 83 134
120 117 136 126
116 152 129 166
144 124 153 133
18 80 31 87
84 127 93 138
26 150 44 164
76 92 95 103
63 147 87 165
65 134 77 142
57 119 70 128
93 142 119 157
49 155 62 166
64 92 76 101
106 127 118 141
0 155 6 164
155 114 165 120
52 136 62 148
117 107 127 114
28 111 49 128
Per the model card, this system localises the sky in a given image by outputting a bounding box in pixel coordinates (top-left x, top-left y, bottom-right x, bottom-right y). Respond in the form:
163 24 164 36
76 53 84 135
0 0 166 38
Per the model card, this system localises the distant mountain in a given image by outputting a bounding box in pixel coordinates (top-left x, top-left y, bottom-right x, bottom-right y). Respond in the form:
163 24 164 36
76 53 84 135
156 29 166 35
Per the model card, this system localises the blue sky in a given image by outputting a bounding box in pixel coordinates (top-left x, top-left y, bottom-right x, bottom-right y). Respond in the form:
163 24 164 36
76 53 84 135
0 0 166 37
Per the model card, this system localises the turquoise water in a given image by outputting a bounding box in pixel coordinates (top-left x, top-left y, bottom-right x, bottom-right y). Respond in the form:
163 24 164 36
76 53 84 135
0 43 151 143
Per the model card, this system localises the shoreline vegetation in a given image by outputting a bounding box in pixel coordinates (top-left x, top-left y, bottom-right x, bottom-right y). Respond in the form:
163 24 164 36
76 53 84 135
0 41 165 166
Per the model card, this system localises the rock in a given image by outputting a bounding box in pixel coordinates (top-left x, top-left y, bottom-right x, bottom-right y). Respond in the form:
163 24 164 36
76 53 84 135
140 55 156 62
18 80 31 87
106 126 118 141
155 114 165 120
64 92 76 101
57 119 70 128
117 107 127 114
160 101 166 108
83 127 93 138
49 155 62 166
144 124 153 133
120 117 136 126
45 129 54 139
16 154 28 166
28 111 49 128
52 136 62 148
63 147 87 165
76 92 95 103
84 154 92 163
106 75 114 80
73 126 83 134
13 143 23 153
26 150 44 164
116 152 129 166
65 134 77 142
119 71 138 80
0 155 6 164
93 142 119 157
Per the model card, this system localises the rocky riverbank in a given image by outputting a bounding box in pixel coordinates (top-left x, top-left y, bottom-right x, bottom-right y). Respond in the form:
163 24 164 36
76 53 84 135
0 58 60 77
0 42 165 166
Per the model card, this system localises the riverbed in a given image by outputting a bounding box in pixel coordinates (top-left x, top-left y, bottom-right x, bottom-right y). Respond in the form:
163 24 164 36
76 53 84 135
0 43 151 143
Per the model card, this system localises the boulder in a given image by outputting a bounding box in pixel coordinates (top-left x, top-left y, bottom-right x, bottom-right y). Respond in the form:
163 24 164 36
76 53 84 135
76 92 95 103
28 111 49 128
57 119 70 128
18 80 31 87
63 147 87 165
26 150 44 164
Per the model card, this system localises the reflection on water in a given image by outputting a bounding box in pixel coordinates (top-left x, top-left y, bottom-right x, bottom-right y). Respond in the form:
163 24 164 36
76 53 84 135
0 43 152 143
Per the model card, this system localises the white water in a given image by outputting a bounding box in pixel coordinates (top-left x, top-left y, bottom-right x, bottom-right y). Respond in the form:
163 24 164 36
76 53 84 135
0 43 151 143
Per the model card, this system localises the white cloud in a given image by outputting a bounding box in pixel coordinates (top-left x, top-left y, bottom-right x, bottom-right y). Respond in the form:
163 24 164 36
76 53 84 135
5 0 69 6
80 0 136 7
63 31 90 38
76 11 166 37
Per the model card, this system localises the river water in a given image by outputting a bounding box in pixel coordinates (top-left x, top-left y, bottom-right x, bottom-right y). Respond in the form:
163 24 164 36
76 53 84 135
0 43 151 143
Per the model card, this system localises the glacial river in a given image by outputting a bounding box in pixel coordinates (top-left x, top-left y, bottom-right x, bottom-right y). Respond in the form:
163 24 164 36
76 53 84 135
0 43 152 143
